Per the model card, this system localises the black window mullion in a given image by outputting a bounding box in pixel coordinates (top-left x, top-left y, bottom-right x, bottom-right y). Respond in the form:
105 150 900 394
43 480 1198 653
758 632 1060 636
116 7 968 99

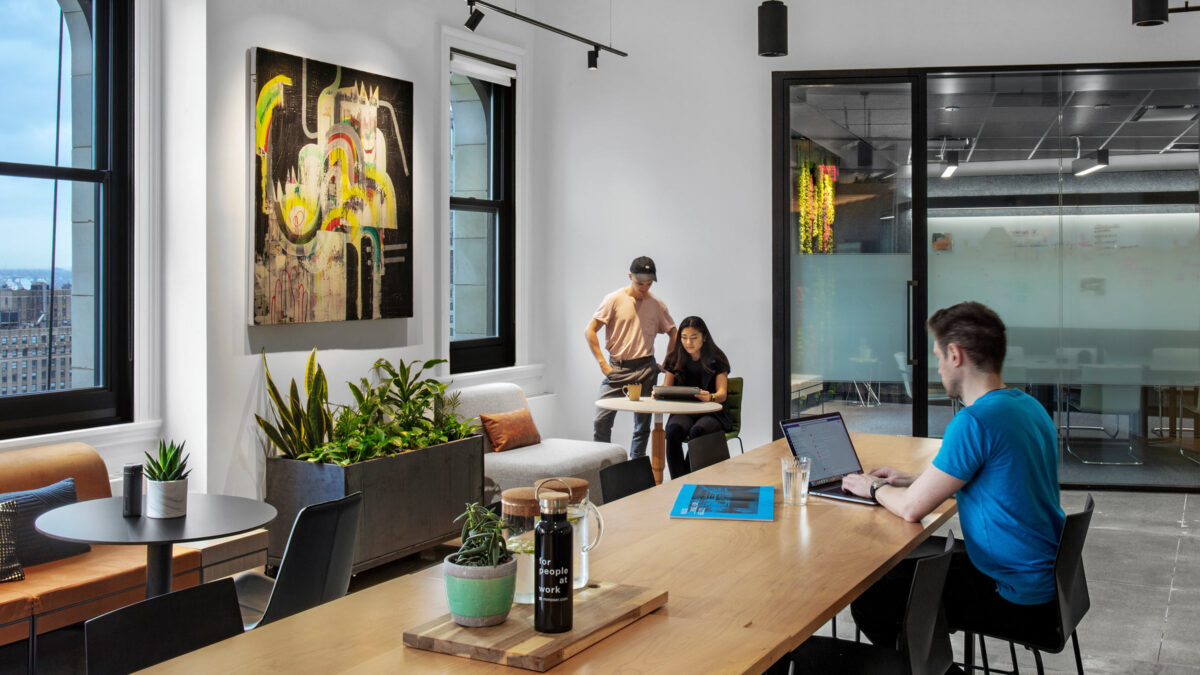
0 0 133 440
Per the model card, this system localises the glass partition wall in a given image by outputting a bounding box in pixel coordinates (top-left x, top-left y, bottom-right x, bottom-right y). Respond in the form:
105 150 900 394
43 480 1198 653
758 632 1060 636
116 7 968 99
774 64 1200 489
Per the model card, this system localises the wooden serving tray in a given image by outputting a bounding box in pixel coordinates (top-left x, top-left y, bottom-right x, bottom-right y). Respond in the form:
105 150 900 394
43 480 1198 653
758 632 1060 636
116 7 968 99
402 581 668 671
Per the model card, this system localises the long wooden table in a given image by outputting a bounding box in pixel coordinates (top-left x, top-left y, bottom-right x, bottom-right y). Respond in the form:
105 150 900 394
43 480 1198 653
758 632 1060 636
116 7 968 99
148 434 953 674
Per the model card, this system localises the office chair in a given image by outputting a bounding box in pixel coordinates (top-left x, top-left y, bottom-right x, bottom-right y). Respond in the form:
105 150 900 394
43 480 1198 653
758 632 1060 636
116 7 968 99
960 495 1094 675
685 431 731 472
234 492 362 630
84 578 244 675
785 534 956 675
599 456 656 503
1064 365 1143 466
724 376 745 453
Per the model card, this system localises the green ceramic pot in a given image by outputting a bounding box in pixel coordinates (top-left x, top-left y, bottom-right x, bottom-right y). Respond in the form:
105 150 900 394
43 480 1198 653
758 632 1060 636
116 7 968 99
443 554 518 627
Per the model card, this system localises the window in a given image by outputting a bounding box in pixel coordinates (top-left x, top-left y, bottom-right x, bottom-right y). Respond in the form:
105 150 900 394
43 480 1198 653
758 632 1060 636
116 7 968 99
0 0 133 438
448 50 516 374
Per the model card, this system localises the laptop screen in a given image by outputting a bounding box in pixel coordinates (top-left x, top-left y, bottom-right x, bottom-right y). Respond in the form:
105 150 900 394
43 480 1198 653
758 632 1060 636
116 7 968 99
779 413 863 485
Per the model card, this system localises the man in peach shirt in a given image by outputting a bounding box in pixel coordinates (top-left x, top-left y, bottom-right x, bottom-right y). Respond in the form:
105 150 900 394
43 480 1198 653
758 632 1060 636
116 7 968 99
584 256 677 459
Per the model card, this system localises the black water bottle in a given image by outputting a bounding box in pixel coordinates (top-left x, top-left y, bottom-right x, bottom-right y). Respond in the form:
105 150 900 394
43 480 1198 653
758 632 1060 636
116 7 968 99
534 490 573 633
122 463 142 517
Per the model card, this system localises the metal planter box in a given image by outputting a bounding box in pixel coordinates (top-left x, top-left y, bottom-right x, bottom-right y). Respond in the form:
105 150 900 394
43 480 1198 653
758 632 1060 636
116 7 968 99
264 435 484 574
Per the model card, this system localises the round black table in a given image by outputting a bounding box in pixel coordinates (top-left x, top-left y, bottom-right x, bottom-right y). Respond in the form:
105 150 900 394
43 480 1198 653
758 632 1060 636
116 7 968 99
35 494 276 598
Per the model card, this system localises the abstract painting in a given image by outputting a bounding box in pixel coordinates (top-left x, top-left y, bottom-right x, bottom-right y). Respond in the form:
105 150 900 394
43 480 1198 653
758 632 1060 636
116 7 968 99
251 47 413 325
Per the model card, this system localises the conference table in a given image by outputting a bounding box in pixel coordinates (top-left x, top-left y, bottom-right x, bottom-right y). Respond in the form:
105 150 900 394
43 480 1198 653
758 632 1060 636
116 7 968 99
149 433 953 674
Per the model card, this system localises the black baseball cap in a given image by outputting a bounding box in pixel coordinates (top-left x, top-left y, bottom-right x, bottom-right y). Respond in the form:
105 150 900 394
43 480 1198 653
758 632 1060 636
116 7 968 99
630 256 657 282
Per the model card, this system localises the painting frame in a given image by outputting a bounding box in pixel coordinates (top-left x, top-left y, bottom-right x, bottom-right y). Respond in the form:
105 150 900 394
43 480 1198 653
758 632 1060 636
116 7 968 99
248 47 414 326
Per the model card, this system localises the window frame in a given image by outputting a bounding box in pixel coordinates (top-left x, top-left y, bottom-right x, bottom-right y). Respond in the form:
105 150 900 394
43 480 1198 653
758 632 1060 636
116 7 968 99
0 0 134 439
448 54 516 374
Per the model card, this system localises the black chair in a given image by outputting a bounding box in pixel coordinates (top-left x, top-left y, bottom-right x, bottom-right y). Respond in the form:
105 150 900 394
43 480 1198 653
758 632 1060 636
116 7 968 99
787 534 956 675
685 431 731 472
234 491 363 630
960 495 1094 675
724 376 745 453
84 577 243 675
599 456 656 503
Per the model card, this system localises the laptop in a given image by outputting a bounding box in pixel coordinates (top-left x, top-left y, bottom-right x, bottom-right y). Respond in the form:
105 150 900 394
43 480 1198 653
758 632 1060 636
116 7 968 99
778 412 877 505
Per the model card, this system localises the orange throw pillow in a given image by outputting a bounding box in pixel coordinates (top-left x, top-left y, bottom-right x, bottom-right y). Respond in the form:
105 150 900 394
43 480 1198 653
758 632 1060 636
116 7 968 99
479 408 541 452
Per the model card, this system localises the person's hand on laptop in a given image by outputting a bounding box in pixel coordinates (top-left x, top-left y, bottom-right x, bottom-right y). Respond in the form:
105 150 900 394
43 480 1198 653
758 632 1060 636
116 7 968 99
841 472 877 499
866 466 918 488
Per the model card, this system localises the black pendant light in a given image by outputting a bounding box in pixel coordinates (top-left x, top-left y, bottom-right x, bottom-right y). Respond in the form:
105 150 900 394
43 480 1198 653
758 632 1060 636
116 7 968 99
1133 0 1169 25
758 1 788 57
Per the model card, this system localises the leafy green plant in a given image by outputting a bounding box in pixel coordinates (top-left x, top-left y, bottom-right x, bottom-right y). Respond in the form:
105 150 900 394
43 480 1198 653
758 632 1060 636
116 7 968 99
257 352 480 466
255 348 333 459
451 503 510 567
144 440 191 482
300 357 479 465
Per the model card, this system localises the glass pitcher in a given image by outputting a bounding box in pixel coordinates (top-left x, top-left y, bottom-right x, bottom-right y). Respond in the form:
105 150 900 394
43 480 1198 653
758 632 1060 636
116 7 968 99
500 487 539 604
536 477 604 589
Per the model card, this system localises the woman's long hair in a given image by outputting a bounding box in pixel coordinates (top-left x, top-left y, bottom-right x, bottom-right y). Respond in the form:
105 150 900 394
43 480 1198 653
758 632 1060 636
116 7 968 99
664 316 731 375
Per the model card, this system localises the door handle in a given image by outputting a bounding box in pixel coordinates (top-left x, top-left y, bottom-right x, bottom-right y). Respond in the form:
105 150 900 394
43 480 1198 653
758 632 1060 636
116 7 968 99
907 280 917 366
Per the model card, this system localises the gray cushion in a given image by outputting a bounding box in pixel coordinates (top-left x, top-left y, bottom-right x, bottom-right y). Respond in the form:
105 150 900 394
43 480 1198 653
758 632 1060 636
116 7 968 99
0 478 90 567
483 439 627 506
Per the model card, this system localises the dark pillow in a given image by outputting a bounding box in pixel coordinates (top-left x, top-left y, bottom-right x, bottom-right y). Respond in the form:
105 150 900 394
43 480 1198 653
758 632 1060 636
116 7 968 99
0 501 22 582
0 478 90 567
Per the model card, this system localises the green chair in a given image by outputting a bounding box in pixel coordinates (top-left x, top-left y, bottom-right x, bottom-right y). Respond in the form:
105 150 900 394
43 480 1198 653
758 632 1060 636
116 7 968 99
725 376 744 453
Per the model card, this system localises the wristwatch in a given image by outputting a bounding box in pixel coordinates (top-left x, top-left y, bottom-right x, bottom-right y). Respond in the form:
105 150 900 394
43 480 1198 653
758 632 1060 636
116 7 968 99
869 478 889 501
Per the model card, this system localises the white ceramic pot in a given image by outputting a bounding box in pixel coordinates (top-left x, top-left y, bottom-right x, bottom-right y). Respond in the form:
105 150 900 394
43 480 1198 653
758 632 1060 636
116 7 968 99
146 479 188 518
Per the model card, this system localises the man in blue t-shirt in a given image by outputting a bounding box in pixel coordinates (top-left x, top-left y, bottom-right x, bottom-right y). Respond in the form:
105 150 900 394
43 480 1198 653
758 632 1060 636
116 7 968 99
841 301 1066 649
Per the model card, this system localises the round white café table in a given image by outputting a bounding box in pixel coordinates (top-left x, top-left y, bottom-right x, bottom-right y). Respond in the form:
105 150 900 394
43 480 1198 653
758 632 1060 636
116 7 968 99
594 397 722 484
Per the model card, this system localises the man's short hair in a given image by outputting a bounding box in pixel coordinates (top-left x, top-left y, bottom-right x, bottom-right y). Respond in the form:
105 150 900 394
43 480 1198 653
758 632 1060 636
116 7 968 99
927 302 1006 374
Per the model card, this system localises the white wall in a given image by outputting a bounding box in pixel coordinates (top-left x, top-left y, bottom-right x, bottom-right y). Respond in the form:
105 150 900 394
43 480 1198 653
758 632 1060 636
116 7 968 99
524 0 1199 451
145 0 1199 495
192 0 537 496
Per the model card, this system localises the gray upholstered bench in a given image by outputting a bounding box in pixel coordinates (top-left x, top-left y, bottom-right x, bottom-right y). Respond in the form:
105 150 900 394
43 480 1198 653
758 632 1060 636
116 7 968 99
453 383 627 505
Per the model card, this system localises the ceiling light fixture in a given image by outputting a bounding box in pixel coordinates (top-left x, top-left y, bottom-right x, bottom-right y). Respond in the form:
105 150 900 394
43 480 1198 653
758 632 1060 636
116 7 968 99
1133 0 1200 25
588 47 599 70
1072 149 1110 176
941 151 959 178
462 0 628 68
943 105 960 112
758 1 788 57
465 0 484 31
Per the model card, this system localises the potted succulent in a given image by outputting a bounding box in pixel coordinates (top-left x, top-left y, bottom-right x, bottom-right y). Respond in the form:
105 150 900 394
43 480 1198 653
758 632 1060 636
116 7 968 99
256 349 484 573
444 502 517 627
144 440 190 518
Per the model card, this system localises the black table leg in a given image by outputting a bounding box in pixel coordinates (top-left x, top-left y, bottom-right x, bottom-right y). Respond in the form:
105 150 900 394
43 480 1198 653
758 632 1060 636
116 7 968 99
146 542 174 598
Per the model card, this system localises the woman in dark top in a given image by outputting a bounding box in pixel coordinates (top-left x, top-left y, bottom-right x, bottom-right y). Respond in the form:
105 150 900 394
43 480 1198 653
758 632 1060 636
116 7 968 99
656 316 732 478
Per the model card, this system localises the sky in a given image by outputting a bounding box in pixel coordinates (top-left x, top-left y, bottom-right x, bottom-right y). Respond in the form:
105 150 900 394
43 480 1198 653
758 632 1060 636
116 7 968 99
0 0 79 272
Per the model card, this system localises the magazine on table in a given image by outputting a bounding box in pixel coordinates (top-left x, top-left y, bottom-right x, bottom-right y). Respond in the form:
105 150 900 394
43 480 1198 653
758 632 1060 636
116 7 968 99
669 484 774 521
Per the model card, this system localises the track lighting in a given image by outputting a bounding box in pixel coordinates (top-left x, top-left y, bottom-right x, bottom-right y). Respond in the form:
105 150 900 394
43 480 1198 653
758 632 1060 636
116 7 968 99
758 0 788 57
1133 0 1169 25
1072 149 1109 176
1132 0 1200 25
465 1 484 31
941 151 958 178
463 0 627 69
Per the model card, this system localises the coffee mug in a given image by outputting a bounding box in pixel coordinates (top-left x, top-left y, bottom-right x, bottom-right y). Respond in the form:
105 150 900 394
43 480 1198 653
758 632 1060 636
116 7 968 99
622 383 642 401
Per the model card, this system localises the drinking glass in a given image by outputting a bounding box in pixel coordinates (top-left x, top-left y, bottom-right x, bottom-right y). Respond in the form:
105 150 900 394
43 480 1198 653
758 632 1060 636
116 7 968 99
781 456 812 506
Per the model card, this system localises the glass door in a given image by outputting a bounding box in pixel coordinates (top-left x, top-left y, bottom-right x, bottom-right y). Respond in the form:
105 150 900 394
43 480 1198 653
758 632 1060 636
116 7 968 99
776 78 925 436
925 66 1200 489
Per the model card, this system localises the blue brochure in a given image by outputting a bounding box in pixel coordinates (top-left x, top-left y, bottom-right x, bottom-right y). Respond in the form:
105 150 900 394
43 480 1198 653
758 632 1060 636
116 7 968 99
669 484 775 522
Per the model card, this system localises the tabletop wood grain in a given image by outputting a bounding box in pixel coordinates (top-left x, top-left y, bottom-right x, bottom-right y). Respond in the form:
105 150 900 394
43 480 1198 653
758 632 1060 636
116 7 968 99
147 433 952 675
